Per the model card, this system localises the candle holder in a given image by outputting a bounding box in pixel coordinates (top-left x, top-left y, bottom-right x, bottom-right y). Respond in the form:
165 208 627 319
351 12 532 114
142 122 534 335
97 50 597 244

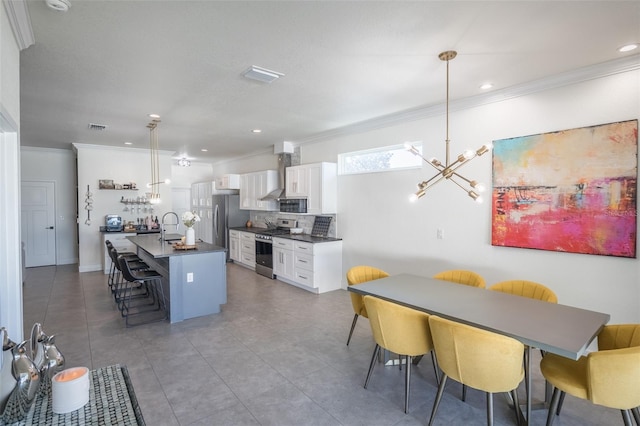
51 367 90 414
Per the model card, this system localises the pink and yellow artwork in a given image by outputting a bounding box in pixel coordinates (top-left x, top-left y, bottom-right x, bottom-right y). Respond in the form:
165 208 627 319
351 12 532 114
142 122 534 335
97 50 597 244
491 120 638 258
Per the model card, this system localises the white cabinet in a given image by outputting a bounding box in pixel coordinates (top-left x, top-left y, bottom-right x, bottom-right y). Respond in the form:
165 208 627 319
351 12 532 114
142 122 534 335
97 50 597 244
285 163 337 214
275 239 342 294
239 170 278 211
191 181 212 208
215 174 240 190
229 230 240 262
102 233 136 274
273 237 294 280
238 231 256 269
191 181 213 243
285 167 308 198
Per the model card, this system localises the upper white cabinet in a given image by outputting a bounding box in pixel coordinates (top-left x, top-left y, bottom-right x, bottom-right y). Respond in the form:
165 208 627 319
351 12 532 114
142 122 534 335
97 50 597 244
215 174 240 190
191 181 212 208
239 170 278 211
285 162 337 214
190 182 213 243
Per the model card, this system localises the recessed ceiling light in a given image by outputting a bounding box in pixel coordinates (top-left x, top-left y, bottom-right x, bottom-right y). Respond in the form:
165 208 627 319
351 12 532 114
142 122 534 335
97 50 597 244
149 113 160 119
201 148 208 152
480 83 493 90
619 43 638 53
252 129 262 134
124 141 132 145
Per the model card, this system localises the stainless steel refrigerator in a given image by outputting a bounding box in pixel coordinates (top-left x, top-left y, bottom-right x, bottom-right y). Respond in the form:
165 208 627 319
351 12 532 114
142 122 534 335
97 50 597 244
212 194 249 261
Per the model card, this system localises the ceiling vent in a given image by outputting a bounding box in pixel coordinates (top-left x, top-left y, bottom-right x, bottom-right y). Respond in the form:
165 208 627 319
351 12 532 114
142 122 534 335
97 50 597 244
242 66 284 84
88 123 108 131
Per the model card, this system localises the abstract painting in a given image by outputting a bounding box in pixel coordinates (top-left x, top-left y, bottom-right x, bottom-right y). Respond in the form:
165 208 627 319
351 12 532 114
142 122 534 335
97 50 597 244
491 120 638 258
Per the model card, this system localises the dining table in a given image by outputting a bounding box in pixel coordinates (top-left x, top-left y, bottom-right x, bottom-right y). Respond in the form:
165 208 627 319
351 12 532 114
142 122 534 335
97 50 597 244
348 273 610 425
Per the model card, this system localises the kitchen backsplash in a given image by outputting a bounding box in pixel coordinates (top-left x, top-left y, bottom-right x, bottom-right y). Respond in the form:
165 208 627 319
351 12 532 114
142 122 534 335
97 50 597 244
250 212 337 238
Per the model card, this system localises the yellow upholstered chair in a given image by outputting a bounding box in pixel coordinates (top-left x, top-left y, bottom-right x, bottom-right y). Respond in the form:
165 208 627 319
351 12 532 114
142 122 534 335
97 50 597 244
433 269 486 288
427 315 524 426
540 324 640 426
345 266 390 346
489 280 558 303
362 295 439 413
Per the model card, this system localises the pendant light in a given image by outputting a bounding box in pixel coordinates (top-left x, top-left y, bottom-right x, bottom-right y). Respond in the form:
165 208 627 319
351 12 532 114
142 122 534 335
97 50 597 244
405 51 492 203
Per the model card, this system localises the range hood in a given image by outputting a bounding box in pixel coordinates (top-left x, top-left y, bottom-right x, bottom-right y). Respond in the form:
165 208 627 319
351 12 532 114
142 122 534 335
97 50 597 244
261 153 292 201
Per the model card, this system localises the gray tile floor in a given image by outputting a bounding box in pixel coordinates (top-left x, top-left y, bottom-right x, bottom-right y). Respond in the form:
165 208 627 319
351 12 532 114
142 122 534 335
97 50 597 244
22 263 622 426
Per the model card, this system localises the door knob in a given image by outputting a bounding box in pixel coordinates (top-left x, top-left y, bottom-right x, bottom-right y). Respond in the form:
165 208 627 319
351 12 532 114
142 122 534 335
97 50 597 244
46 226 54 229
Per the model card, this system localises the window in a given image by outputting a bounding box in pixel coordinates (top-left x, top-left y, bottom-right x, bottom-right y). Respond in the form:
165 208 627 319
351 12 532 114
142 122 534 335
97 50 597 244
338 142 423 175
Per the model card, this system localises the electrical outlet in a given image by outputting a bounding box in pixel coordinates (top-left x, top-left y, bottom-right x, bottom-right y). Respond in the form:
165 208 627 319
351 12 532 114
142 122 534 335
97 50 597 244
187 272 194 282
437 228 444 240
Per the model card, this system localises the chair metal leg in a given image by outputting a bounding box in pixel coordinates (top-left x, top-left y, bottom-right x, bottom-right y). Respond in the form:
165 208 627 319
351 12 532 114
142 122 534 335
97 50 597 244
486 392 494 426
556 390 566 415
364 344 380 389
428 375 448 426
346 314 359 346
430 351 440 385
511 389 521 426
631 407 640 425
404 355 411 413
546 387 562 426
462 384 467 401
622 410 633 426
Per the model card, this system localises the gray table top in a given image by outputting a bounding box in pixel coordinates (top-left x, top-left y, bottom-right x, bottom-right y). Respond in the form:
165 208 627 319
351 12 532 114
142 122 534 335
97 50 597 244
127 234 225 258
349 273 610 360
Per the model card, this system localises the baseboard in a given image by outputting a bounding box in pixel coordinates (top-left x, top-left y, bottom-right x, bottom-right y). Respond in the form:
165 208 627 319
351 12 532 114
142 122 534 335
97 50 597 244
78 264 102 273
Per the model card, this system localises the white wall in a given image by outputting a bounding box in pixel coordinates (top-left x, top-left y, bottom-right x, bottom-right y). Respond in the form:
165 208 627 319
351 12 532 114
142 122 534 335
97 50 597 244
0 3 24 341
300 70 640 324
74 144 174 272
171 162 214 189
21 147 78 265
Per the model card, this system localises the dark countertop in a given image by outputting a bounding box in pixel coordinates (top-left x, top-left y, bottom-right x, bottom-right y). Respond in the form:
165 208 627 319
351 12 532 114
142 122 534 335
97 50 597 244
229 227 342 243
126 234 226 258
229 227 264 234
100 226 160 234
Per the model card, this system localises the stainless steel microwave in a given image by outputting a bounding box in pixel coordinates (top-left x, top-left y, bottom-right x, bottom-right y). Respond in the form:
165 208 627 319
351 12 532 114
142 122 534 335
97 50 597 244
279 199 307 213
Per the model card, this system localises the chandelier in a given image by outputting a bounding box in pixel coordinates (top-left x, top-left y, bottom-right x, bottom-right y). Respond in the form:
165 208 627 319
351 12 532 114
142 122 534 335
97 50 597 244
177 157 191 167
405 51 492 203
146 119 170 204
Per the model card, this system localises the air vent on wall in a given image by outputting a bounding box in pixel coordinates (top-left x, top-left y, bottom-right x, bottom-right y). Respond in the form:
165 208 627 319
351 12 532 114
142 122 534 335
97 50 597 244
242 66 284 84
88 123 108 131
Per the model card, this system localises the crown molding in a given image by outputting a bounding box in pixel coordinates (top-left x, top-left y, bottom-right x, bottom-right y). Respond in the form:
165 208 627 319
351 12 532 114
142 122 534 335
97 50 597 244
2 0 35 50
72 143 174 156
298 54 640 145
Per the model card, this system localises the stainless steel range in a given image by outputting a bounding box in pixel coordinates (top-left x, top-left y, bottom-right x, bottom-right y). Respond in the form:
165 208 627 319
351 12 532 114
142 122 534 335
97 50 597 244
255 219 297 279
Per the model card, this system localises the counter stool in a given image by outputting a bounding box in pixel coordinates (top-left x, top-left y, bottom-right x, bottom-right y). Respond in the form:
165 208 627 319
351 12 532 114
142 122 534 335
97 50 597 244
117 255 168 327
108 245 149 306
105 240 142 291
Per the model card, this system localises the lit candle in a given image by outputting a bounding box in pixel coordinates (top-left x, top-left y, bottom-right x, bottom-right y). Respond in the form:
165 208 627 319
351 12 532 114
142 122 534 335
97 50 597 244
51 367 89 414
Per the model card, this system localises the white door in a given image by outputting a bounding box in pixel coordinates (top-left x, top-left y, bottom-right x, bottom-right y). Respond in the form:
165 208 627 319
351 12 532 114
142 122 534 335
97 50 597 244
21 181 56 267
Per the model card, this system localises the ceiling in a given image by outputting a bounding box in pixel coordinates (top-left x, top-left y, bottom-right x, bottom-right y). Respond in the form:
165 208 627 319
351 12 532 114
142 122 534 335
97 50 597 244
19 1 640 164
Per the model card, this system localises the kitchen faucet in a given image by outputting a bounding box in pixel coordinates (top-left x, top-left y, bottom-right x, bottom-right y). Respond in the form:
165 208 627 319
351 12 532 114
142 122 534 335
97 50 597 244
160 212 179 242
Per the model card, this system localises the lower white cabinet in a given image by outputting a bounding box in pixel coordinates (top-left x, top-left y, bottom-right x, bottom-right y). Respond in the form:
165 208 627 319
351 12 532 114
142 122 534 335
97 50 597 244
273 238 294 281
102 233 136 274
274 238 342 294
238 231 256 269
229 230 240 262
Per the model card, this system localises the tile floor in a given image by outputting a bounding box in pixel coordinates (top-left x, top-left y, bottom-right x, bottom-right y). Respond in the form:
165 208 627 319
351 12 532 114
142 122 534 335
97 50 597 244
22 263 622 426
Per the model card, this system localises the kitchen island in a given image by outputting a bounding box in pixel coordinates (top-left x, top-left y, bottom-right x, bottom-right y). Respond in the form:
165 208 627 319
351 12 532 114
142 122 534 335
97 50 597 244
126 234 227 323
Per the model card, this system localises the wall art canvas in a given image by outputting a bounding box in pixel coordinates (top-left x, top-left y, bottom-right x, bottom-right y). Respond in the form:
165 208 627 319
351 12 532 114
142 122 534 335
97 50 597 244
491 120 638 258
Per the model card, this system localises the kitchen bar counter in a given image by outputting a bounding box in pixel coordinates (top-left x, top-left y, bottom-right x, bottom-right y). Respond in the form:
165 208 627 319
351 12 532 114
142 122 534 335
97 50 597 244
126 234 227 323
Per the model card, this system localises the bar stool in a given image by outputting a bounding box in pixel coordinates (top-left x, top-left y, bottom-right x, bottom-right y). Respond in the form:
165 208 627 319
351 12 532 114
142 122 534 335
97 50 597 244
117 255 168 327
105 240 142 292
108 245 149 306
